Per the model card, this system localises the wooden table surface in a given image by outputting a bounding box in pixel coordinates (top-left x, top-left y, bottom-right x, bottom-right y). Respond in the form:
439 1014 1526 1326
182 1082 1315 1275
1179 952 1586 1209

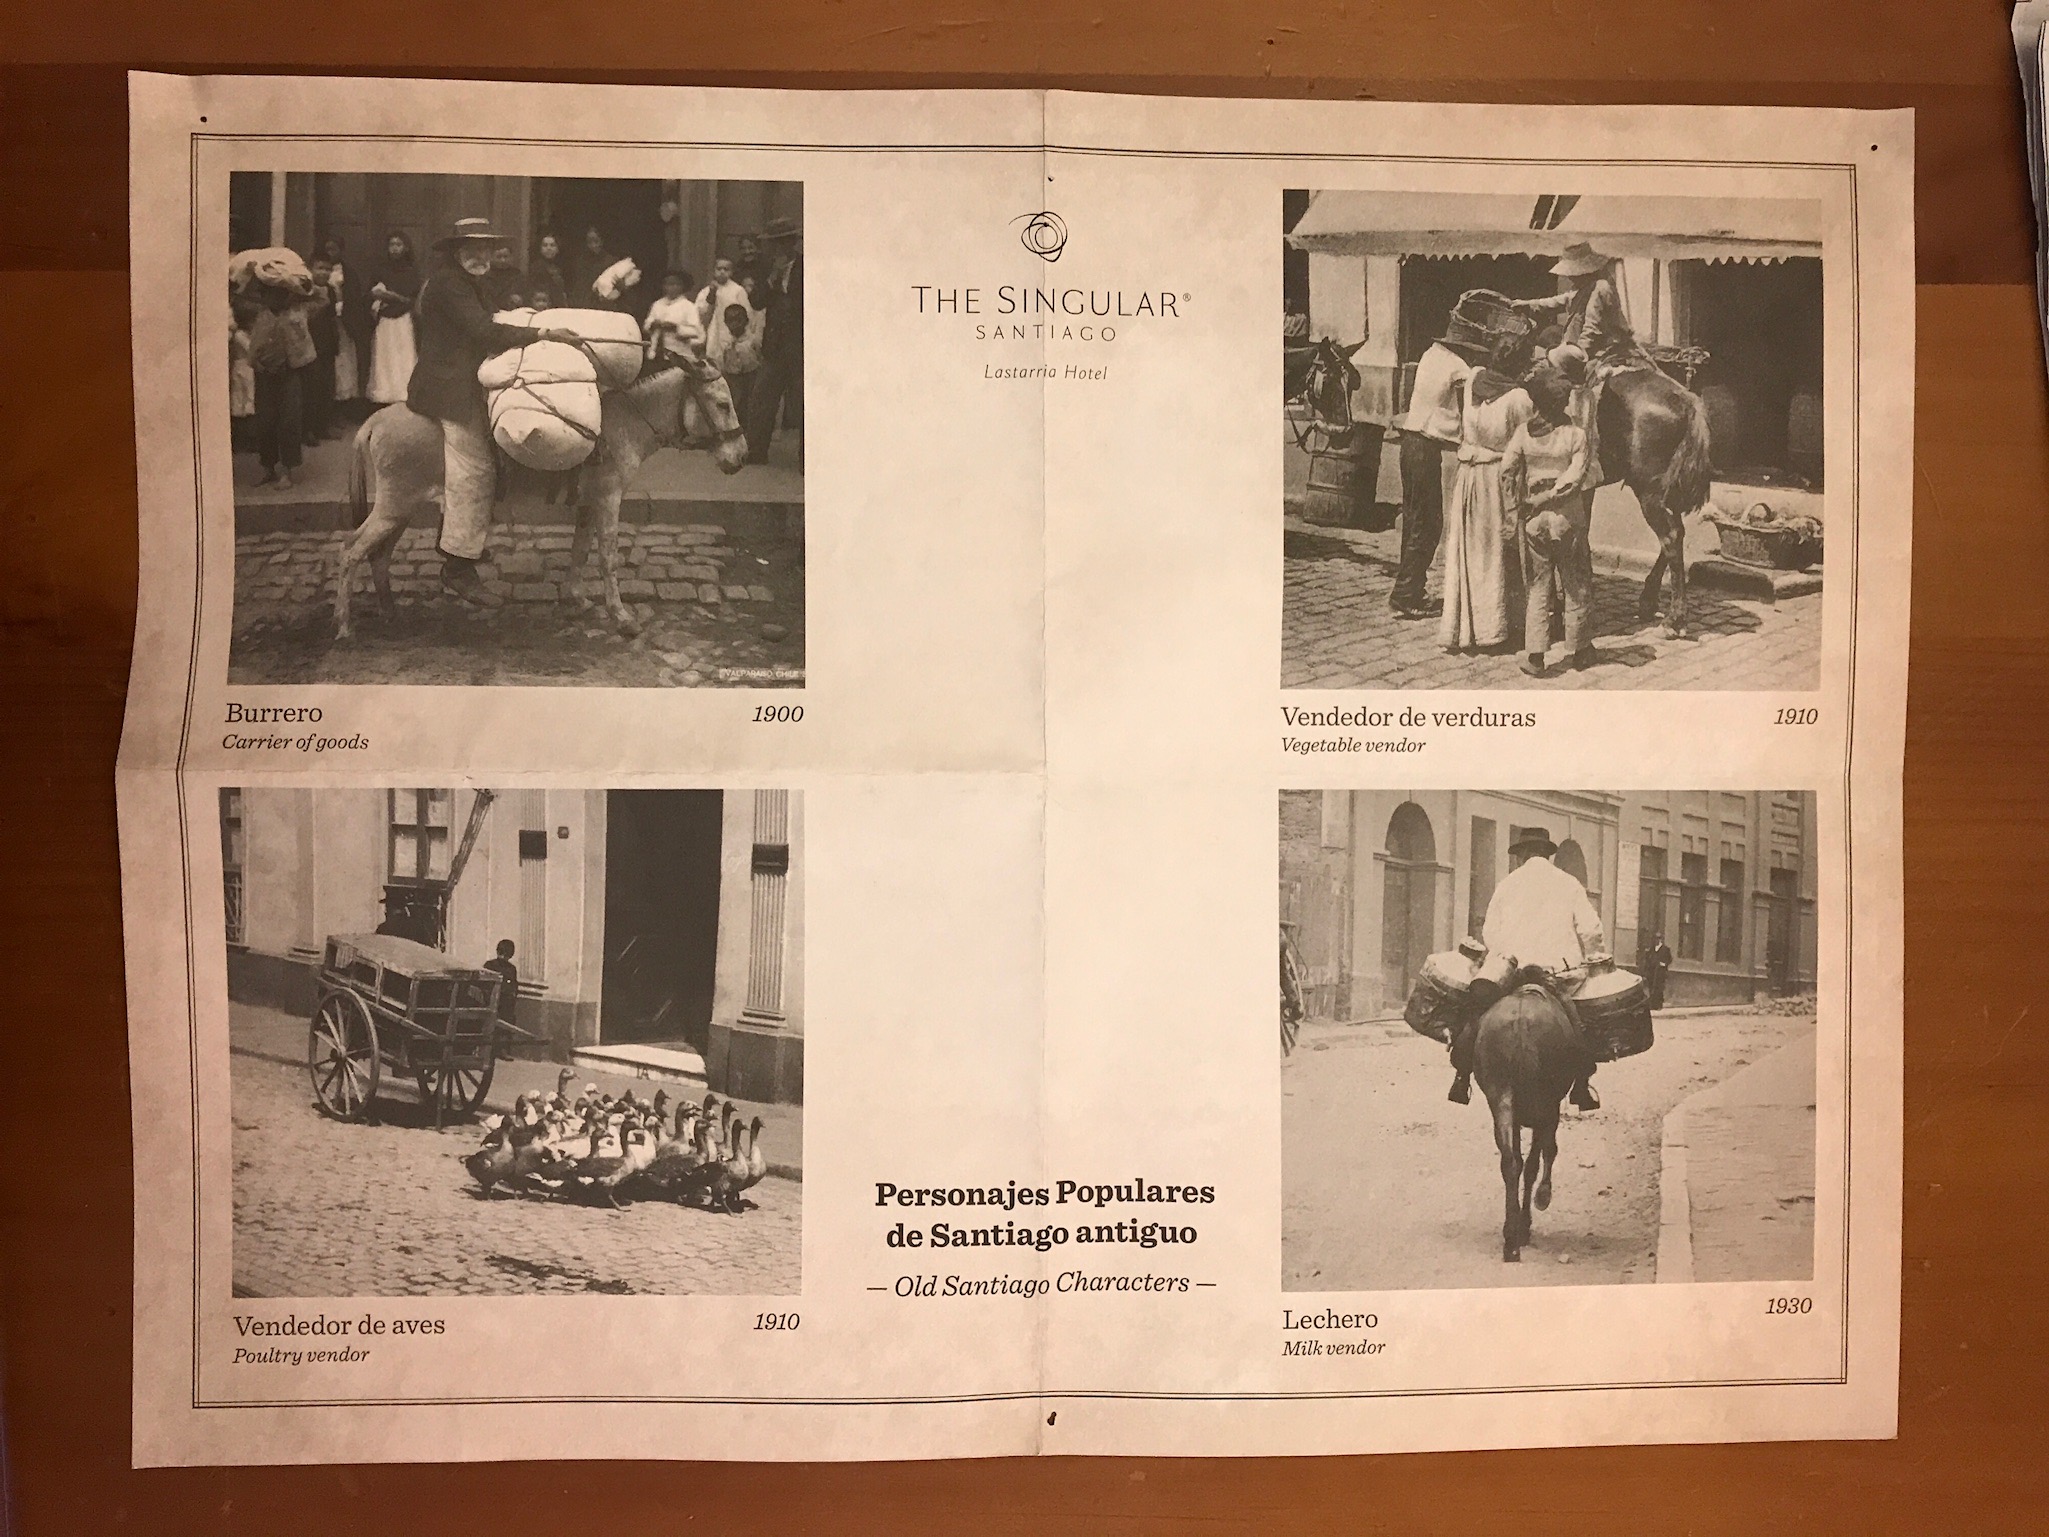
3 6 2046 1530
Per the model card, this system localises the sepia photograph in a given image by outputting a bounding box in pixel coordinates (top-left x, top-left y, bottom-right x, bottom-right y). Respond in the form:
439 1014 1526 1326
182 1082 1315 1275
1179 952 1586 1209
1281 790 1818 1283
221 786 803 1297
225 171 805 687
1282 192 1825 690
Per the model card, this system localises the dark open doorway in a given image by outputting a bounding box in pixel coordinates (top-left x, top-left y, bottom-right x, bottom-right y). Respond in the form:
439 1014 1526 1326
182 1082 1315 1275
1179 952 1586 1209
1676 257 1824 488
535 178 669 322
601 790 724 1051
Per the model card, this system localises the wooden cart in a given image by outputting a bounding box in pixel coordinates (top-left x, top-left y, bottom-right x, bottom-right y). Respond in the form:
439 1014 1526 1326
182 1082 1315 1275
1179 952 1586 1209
306 932 533 1127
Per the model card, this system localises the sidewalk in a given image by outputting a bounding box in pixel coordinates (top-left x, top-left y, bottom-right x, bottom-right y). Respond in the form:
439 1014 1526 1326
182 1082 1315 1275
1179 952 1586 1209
229 1001 803 1181
1656 1021 1817 1283
234 427 804 533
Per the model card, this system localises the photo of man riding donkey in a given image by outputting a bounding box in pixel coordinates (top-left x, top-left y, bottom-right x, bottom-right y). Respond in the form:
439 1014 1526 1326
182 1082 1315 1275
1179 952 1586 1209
1442 824 1617 1113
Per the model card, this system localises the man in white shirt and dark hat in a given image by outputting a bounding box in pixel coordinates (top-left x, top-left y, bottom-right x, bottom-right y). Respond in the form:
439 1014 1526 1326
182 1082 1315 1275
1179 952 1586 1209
1390 308 1490 617
1448 825 1612 1110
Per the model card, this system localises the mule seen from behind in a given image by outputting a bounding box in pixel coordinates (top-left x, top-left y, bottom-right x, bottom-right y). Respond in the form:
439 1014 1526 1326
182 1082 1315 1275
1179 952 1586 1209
1472 984 1592 1263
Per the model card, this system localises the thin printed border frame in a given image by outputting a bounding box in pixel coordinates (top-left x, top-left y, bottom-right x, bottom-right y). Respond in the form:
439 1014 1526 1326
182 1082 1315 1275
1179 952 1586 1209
165 126 1866 1413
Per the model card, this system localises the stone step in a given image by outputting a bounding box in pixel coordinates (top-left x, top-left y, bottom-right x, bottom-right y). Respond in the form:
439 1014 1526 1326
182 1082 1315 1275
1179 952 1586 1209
571 1042 708 1087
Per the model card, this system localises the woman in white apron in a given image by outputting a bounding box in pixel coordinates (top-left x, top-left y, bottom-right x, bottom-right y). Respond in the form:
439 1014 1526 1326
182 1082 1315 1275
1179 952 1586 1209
363 231 421 405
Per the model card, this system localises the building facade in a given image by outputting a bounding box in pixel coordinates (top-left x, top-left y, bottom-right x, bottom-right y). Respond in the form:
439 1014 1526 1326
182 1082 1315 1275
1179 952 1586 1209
221 787 804 1102
1286 192 1825 491
229 172 801 321
1279 789 1817 1020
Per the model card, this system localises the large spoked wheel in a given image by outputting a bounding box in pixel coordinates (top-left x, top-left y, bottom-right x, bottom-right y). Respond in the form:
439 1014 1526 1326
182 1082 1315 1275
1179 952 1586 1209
416 1052 495 1127
309 990 380 1121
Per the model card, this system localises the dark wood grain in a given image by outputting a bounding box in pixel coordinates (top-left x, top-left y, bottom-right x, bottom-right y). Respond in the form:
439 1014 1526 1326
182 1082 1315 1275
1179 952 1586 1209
0 1 2035 281
2 10 2046 1528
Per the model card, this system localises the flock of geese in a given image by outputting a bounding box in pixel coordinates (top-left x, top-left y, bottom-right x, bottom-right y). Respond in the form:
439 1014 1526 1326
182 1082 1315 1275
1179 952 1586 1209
463 1068 768 1214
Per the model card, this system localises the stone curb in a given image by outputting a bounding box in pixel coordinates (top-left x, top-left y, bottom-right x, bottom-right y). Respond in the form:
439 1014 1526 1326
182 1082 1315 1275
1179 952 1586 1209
1655 1107 1695 1284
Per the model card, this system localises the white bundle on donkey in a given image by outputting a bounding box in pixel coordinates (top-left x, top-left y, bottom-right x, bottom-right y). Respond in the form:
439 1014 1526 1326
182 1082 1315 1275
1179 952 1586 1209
477 308 645 472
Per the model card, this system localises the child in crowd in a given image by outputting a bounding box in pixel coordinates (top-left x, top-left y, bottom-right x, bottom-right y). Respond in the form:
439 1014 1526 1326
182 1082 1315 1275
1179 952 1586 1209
229 299 257 452
303 259 340 443
643 269 704 362
717 301 762 420
320 238 360 415
486 243 525 312
1502 364 1596 676
246 285 317 487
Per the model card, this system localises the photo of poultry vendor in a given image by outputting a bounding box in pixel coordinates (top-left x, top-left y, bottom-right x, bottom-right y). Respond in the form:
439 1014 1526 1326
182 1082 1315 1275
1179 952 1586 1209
406 215 586 607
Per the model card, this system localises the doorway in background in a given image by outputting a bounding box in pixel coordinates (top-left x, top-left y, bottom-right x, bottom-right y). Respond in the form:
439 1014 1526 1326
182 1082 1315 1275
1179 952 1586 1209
600 790 724 1052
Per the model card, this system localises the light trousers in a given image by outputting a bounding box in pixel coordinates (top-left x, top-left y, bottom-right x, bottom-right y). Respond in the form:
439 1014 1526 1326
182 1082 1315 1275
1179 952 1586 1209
1521 496 1594 658
437 413 497 561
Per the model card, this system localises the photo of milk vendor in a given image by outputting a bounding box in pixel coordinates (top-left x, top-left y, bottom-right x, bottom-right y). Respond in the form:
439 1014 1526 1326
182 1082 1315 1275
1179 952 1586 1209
225 171 804 688
1280 790 1820 1284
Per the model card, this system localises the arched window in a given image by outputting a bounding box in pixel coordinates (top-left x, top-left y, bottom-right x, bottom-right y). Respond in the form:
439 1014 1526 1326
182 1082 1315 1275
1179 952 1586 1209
1555 838 1589 889
1381 803 1439 1005
1386 802 1437 864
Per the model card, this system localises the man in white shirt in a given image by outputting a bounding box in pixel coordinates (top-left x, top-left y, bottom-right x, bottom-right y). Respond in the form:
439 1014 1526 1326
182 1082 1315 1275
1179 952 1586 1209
1449 826 1612 1110
1390 316 1485 617
695 257 752 368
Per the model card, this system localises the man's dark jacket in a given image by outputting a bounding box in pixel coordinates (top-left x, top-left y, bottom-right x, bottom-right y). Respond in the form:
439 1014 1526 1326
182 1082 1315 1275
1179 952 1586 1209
760 255 804 364
407 260 535 429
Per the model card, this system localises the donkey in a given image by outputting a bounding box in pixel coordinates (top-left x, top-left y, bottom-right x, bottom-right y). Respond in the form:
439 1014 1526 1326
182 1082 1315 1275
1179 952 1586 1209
1296 336 1365 430
1472 984 1593 1263
333 360 748 639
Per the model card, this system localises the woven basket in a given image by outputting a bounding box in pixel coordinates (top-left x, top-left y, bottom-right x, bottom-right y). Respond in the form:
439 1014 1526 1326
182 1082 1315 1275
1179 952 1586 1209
1710 514 1817 570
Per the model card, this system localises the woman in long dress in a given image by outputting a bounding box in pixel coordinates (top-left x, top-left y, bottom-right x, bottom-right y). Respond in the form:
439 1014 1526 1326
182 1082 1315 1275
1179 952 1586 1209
363 231 421 405
1439 357 1533 653
319 238 359 409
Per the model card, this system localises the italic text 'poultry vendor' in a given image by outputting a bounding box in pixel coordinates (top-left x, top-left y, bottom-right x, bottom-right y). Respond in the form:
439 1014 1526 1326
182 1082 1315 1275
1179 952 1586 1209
406 216 581 606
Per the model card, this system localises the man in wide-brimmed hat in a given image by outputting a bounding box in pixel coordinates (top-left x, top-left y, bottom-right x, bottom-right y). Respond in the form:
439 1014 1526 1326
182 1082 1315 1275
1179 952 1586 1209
407 216 581 605
743 215 803 467
1511 241 1642 375
1447 824 1612 1109
1389 309 1492 618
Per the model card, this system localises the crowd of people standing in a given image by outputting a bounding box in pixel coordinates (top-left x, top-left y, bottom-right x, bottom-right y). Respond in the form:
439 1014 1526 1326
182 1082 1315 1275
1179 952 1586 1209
231 215 804 488
1388 242 1640 677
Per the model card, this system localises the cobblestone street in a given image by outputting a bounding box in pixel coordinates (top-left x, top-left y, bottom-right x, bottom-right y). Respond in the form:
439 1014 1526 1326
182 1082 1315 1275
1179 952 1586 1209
232 1051 801 1298
1282 519 1821 691
1281 1007 1814 1290
229 522 804 687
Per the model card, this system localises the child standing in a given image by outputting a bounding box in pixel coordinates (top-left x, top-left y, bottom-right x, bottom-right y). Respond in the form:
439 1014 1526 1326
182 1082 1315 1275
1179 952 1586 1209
717 301 762 421
643 269 705 362
303 258 340 442
229 300 257 451
1501 364 1596 676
